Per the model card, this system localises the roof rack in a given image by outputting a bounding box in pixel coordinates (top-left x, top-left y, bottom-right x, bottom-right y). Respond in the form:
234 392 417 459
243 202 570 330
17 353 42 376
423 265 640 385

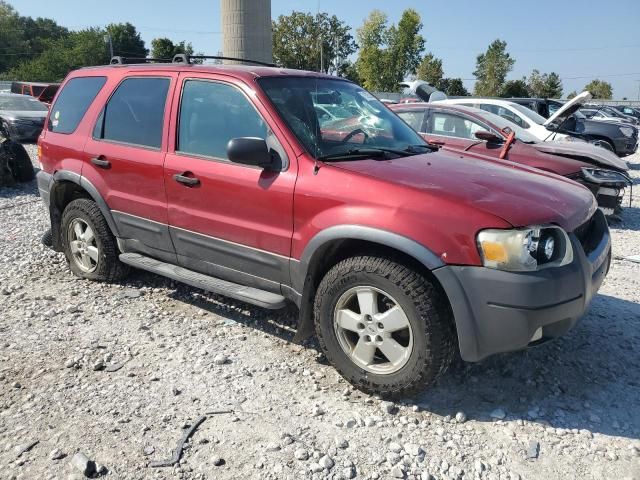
171 54 276 67
110 56 172 65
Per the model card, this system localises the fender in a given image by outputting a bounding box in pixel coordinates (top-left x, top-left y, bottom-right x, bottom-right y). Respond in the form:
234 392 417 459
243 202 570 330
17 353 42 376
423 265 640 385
51 170 119 236
291 225 445 343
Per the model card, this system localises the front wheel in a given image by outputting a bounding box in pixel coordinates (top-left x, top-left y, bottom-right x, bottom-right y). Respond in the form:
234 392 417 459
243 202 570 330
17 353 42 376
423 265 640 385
588 138 615 153
314 256 456 397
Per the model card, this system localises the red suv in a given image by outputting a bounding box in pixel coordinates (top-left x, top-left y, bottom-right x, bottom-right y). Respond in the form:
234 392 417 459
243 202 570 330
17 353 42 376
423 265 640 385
36 60 611 396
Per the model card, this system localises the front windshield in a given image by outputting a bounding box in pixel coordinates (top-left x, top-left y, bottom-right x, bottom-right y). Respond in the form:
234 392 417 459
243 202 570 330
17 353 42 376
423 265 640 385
469 108 540 143
510 103 547 125
258 77 426 159
0 95 48 112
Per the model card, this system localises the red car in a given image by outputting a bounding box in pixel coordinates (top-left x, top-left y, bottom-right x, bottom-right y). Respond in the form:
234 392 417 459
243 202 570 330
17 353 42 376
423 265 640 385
36 59 610 395
390 102 631 215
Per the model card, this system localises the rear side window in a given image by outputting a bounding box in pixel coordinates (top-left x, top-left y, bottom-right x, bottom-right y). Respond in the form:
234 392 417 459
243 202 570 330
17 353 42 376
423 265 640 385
49 77 106 134
397 110 426 132
94 77 170 149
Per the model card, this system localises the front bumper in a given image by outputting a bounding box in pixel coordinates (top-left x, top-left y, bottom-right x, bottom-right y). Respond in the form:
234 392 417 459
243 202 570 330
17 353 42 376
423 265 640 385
36 170 52 207
434 209 611 362
4 121 44 142
613 136 638 156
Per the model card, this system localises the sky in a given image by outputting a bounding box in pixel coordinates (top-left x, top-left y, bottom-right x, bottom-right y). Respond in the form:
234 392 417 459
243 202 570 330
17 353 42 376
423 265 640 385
10 0 640 99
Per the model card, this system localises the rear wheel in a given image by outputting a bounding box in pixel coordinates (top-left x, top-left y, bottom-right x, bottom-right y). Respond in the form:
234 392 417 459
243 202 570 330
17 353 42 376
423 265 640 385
314 256 456 397
61 199 129 282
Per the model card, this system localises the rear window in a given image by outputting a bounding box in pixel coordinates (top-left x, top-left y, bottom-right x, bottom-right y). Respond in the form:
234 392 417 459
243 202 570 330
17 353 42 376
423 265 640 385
94 77 170 149
48 77 106 134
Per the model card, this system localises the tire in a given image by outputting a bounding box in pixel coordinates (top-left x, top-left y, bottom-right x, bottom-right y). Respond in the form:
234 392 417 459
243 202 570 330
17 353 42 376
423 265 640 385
314 256 456 397
61 198 129 282
6 141 35 182
588 138 615 154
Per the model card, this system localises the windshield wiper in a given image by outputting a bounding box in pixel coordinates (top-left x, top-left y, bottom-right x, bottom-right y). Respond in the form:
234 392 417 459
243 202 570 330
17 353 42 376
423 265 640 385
318 147 411 161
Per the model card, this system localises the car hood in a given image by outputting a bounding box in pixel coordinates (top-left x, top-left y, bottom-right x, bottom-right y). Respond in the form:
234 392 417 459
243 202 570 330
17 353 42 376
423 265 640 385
330 149 596 232
544 91 592 127
531 140 629 171
0 110 47 121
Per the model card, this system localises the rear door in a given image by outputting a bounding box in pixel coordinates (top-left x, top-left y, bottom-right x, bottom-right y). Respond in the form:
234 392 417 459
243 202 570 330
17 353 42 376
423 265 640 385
163 74 297 292
83 72 178 262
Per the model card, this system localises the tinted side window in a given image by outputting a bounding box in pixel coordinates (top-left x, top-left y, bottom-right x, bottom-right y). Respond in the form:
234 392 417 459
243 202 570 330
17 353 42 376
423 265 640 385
397 111 426 132
96 77 170 149
48 77 106 134
178 80 267 160
428 112 485 139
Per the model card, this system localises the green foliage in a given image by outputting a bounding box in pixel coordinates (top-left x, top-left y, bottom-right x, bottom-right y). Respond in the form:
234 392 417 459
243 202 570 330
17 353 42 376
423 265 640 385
584 79 613 99
566 91 577 99
272 11 356 74
106 22 147 58
355 9 425 92
438 78 469 96
473 39 514 96
416 53 443 86
500 79 529 98
150 37 194 60
3 28 109 82
527 69 563 98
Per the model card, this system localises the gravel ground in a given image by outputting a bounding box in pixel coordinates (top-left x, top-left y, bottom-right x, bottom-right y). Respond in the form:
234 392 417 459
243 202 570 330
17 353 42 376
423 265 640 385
0 145 639 480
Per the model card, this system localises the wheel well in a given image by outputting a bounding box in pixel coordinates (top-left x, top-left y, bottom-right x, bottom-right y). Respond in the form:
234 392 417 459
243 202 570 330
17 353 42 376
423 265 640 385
585 135 615 152
294 238 452 343
48 180 92 251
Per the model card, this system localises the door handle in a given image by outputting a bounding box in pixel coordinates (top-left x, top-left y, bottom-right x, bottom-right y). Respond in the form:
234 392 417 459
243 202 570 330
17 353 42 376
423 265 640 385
91 156 111 168
429 139 445 146
173 172 200 187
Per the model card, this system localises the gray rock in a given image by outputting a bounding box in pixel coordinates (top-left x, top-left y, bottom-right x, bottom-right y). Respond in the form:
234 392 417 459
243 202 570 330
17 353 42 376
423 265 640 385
389 442 403 453
527 440 540 459
342 465 357 479
213 354 229 365
310 462 323 473
404 443 422 456
455 411 467 423
381 401 397 414
69 452 96 477
294 448 309 460
391 465 406 478
143 445 155 456
344 417 357 428
319 455 334 470
92 360 105 371
212 455 224 466
49 448 65 460
335 437 349 449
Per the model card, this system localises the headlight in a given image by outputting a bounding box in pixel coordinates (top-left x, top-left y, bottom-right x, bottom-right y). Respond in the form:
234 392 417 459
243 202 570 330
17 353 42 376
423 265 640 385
619 126 635 137
477 226 573 272
581 167 631 185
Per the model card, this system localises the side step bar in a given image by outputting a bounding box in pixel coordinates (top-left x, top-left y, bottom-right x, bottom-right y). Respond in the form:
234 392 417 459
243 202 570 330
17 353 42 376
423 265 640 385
119 253 287 309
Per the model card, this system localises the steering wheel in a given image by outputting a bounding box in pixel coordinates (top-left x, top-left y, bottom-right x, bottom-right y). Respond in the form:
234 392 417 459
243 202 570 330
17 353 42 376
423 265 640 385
341 128 369 144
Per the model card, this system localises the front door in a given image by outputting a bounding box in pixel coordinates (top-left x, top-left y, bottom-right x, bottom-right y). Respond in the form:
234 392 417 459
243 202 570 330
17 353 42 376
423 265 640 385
163 75 297 293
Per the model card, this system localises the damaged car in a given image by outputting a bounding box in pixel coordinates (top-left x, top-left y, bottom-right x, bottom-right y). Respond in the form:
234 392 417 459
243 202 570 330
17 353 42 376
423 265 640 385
391 102 631 216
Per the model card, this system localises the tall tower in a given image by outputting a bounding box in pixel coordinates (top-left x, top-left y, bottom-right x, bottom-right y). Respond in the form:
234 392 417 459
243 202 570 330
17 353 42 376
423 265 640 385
221 0 273 64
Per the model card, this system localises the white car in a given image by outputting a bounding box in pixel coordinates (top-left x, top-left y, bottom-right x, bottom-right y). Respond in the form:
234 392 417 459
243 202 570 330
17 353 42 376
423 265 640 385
432 96 587 142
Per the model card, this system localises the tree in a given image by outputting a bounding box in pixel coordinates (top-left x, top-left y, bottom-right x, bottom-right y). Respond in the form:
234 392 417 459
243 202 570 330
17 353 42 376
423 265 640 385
4 28 109 81
567 91 577 99
0 1 68 74
151 37 194 59
527 69 563 98
416 53 443 86
584 79 613 99
473 39 515 96
272 11 356 74
438 78 469 96
355 9 425 92
500 79 529 97
106 22 147 58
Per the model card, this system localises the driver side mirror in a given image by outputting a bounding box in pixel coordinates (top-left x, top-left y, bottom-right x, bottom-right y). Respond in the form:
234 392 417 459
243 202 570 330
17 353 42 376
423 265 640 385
227 137 274 170
475 130 503 143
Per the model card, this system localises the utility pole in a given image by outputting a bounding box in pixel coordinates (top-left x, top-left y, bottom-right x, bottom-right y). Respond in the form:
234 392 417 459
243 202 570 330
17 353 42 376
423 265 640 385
104 34 113 58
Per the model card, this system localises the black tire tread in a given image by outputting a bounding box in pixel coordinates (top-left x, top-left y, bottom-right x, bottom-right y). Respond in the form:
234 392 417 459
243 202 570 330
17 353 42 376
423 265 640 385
61 198 129 282
314 255 456 397
6 141 35 182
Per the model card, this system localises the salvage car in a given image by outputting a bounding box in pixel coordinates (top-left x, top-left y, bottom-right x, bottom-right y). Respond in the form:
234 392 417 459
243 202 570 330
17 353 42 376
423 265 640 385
0 92 48 142
433 93 638 156
391 102 630 215
11 81 60 105
36 57 611 395
581 107 639 126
